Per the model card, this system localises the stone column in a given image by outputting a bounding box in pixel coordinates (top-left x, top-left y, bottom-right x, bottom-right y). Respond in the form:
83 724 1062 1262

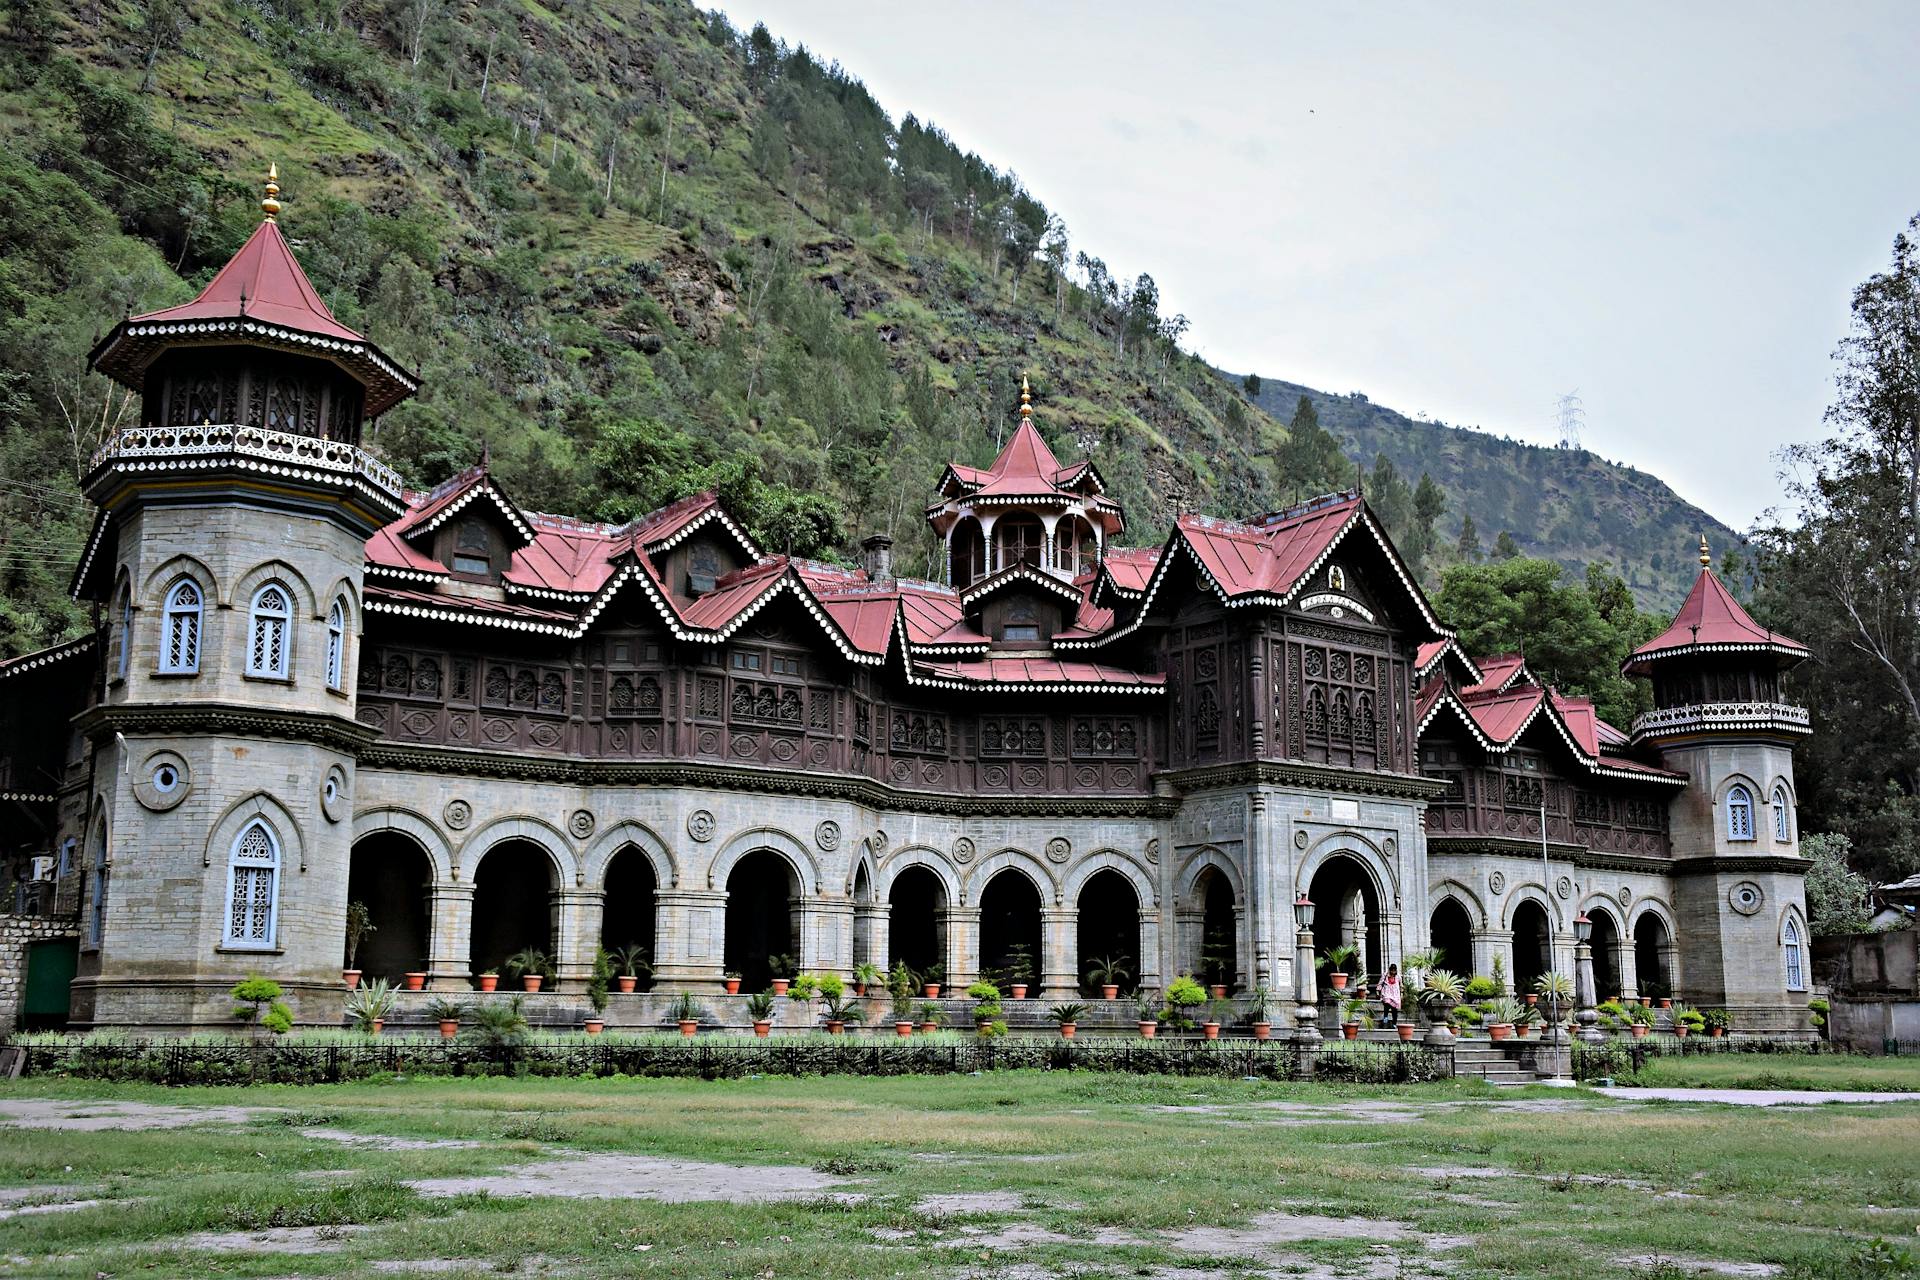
1247 792 1272 983
943 906 981 989
1472 928 1510 982
1041 905 1077 998
804 898 856 978
552 888 605 989
653 888 727 988
1233 903 1250 991
855 903 889 977
426 881 473 990
1292 907 1321 1049
1136 906 1164 996
1174 907 1204 981
1616 939 1639 1003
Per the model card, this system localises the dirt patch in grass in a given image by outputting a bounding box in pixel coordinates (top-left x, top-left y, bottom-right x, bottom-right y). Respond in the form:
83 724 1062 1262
0 1098 269 1131
1615 1254 1784 1277
914 1190 1029 1216
173 1223 368 1254
408 1151 848 1202
301 1126 485 1151
1159 1210 1410 1251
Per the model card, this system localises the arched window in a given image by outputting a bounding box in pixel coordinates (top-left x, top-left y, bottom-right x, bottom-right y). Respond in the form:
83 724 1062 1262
87 821 109 947
1725 784 1755 842
1783 917 1805 991
248 584 291 678
115 582 133 680
159 578 202 674
224 819 281 949
1772 785 1792 842
325 598 347 691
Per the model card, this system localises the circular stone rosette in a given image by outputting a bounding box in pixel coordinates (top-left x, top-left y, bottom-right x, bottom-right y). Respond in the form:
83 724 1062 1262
815 820 842 852
687 809 716 842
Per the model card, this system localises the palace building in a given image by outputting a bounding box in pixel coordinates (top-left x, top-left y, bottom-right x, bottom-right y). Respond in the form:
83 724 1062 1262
0 178 1816 1033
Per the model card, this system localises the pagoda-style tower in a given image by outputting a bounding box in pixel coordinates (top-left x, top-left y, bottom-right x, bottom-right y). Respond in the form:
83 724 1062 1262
927 379 1124 587
1625 537 1814 1032
68 167 416 1028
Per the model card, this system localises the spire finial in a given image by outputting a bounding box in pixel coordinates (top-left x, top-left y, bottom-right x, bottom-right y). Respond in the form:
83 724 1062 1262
261 162 281 221
1698 532 1711 567
1019 373 1033 420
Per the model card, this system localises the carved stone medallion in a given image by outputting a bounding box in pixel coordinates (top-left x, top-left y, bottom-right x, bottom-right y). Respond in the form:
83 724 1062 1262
1293 830 1309 850
1145 837 1160 866
1046 837 1071 864
569 809 596 839
1728 881 1764 916
1555 875 1573 900
444 799 472 830
954 836 976 864
1489 870 1506 894
815 820 842 852
687 809 716 842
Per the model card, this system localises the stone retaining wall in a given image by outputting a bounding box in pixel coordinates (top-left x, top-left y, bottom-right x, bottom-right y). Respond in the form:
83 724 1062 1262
0 914 81 1032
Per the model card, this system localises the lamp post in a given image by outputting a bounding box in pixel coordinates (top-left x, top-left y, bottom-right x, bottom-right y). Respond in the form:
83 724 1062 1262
1293 894 1321 1047
1573 911 1603 1044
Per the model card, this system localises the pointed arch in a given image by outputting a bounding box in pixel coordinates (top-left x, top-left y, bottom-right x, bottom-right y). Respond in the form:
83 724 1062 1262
962 846 1057 906
1175 845 1245 906
878 845 963 904
158 576 204 674
231 558 317 617
582 819 677 890
247 581 293 678
708 825 820 895
461 814 578 885
1062 847 1158 907
1780 907 1808 991
351 807 455 882
140 552 218 607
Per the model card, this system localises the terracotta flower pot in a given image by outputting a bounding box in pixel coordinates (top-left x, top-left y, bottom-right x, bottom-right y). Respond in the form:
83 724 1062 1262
827 1020 845 1035
753 1020 771 1038
1630 1023 1649 1039
1489 1023 1511 1041
678 1019 698 1037
1641 997 1653 1008
477 974 498 993
1342 1023 1359 1040
895 1021 913 1037
1101 984 1119 1000
1328 974 1348 992
521 975 543 993
725 978 741 995
617 976 637 994
1525 993 1538 1005
369 1018 384 1036
1059 1023 1077 1038
584 1018 604 1035
772 979 790 996
342 968 361 989
1398 1022 1416 1041
854 982 867 996
1210 983 1229 999
1710 1026 1725 1037
1204 1021 1221 1040
1252 1021 1271 1040
439 1019 459 1039
920 1021 938 1034
1658 998 1672 1009
405 972 427 991
1675 1025 1690 1038
1010 984 1028 1000
923 983 941 999
1139 1021 1158 1038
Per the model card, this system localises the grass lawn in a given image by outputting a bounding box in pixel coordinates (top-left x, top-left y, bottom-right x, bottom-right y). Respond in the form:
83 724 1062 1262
0 1072 1915 1279
1620 1051 1920 1093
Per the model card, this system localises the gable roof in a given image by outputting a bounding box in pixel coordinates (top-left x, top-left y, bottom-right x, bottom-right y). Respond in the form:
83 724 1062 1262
88 218 417 415
1414 636 1482 685
1416 679 1684 785
1624 564 1810 674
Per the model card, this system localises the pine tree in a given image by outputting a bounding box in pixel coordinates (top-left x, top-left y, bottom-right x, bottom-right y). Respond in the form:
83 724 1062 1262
1493 530 1520 560
1456 513 1482 561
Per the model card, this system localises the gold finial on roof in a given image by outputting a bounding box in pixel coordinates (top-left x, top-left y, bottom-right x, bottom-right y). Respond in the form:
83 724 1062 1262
1020 373 1032 420
1699 532 1711 567
261 162 281 221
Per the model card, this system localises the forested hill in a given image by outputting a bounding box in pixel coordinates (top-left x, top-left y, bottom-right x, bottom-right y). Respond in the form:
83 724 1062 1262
1 0 1722 657
1235 376 1741 609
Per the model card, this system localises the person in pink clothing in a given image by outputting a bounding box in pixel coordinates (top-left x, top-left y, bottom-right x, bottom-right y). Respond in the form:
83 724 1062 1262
1379 963 1402 1027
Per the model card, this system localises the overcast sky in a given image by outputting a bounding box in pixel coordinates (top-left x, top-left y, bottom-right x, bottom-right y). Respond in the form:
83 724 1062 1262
712 2 1920 529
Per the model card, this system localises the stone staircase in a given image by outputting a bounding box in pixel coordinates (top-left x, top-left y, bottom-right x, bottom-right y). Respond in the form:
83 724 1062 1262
1449 1040 1540 1086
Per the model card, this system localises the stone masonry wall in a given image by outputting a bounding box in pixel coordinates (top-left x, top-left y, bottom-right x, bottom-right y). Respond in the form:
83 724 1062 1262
0 914 81 1032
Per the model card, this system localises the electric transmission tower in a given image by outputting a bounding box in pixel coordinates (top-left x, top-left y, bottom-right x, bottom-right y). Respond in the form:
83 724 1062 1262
1555 390 1585 450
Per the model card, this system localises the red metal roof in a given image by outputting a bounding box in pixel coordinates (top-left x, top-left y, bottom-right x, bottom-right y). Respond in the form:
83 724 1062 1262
1100 546 1159 595
1464 653 1531 696
136 219 364 343
1176 495 1361 600
1625 566 1809 673
914 655 1164 691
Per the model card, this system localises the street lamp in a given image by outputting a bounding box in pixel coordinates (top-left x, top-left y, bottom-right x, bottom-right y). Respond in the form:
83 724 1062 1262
1572 911 1603 1043
1293 894 1320 1046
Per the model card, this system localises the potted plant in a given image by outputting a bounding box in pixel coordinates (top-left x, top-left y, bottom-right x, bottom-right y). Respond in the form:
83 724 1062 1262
1350 969 1370 1001
1658 997 1672 1010
476 969 499 993
917 1001 944 1035
1397 1017 1416 1042
1486 995 1522 1042
346 978 396 1035
231 975 294 1037
425 995 465 1040
746 989 776 1037
785 973 820 1002
1512 1000 1539 1039
1246 984 1273 1040
922 962 945 999
853 962 882 997
1418 968 1464 1039
1400 947 1444 990
888 960 916 1010
1165 975 1207 1033
584 947 612 1033
723 971 742 996
1318 943 1358 992
1670 1002 1705 1038
505 948 550 993
343 900 374 989
1203 997 1231 1040
1085 954 1132 1001
891 993 915 1037
968 980 1003 1032
403 970 427 991
1341 995 1366 1039
1004 945 1036 1000
668 991 702 1036
1704 1008 1732 1038
1625 1002 1656 1038
1201 929 1234 998
1047 1001 1087 1038
769 953 795 997
611 944 650 994
820 991 862 1034
1135 988 1160 1038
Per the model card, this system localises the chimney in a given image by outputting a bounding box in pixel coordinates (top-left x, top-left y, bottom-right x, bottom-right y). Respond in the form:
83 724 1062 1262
861 534 894 582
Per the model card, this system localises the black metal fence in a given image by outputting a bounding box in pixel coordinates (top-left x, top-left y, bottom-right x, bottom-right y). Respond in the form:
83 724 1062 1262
8 1035 1451 1087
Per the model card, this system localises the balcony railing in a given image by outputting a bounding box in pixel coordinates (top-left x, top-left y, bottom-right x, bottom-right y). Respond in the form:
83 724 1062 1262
91 423 403 500
1631 701 1811 739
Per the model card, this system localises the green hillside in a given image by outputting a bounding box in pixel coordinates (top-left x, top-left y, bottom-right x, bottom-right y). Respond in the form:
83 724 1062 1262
1237 376 1740 608
0 0 1727 657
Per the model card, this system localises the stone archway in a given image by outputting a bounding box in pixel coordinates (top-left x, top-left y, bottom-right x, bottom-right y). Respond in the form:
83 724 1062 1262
978 868 1043 990
724 850 800 993
1588 908 1624 1002
1634 912 1673 1002
346 832 431 985
602 844 657 987
1076 868 1140 996
889 864 947 984
1309 854 1384 982
1511 898 1552 994
1429 896 1474 977
470 839 558 978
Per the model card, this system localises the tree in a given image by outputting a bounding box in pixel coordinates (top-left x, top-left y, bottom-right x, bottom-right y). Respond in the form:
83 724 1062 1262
1456 513 1482 561
1242 372 1262 398
1492 530 1520 560
1274 396 1350 500
230 975 293 1035
1802 833 1874 936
